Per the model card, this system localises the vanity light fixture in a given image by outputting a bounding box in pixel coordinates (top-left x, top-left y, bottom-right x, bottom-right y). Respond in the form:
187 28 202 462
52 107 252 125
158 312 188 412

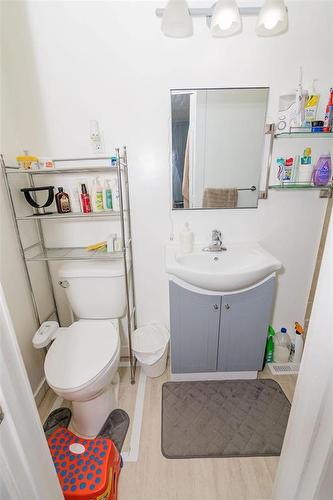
161 0 193 38
211 0 242 37
255 0 288 37
156 0 288 38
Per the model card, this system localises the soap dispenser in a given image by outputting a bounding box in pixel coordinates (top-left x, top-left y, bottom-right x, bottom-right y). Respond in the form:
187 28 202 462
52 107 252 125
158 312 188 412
179 222 194 254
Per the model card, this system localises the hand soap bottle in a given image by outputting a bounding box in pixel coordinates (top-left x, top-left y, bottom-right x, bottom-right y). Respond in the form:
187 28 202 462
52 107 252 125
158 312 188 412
179 222 194 254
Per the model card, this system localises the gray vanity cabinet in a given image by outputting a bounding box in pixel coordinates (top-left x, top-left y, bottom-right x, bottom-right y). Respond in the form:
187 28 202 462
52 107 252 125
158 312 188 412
169 277 275 374
169 281 221 373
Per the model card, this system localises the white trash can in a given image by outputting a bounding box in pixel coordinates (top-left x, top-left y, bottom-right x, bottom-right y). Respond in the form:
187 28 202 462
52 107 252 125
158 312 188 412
132 323 170 378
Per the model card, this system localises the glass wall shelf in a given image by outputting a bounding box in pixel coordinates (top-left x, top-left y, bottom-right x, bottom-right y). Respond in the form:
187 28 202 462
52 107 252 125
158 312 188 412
275 132 333 139
269 183 332 190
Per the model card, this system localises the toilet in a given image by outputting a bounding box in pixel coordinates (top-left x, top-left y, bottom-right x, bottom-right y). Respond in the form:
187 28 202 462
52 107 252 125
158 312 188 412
43 261 126 437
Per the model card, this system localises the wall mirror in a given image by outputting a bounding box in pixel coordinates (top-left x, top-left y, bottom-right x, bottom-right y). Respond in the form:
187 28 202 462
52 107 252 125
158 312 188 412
171 87 269 210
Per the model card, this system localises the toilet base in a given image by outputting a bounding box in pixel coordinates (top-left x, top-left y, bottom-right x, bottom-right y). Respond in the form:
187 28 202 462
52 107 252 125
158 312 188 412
71 373 120 437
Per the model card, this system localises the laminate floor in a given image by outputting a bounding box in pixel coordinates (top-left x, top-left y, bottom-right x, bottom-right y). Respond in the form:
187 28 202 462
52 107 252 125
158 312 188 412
39 364 297 500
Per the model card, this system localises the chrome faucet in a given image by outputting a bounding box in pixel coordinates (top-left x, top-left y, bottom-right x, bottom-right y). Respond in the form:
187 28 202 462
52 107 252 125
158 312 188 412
202 230 227 252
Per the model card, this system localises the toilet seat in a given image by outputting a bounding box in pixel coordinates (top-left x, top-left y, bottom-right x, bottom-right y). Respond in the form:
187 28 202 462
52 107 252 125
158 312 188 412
45 320 119 392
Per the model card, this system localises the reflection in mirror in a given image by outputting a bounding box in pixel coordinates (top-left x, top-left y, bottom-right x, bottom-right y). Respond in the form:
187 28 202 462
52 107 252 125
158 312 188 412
171 88 269 210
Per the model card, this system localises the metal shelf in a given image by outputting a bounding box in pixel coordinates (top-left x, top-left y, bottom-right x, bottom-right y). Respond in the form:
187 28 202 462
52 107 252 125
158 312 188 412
5 166 121 175
25 247 124 262
1 146 137 384
16 211 122 221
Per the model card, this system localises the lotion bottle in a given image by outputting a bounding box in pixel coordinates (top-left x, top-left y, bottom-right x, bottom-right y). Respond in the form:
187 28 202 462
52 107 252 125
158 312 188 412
179 222 194 254
91 177 104 212
103 180 113 210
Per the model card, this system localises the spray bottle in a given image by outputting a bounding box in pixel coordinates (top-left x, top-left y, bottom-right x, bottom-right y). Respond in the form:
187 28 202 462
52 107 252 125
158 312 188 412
292 322 304 363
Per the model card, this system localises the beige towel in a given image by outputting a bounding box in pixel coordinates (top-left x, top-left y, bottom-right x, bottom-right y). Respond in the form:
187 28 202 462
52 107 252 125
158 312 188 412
182 133 190 208
202 188 238 208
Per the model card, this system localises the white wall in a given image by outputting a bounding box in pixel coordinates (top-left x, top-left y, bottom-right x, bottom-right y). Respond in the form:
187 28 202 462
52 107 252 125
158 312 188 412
1 1 331 388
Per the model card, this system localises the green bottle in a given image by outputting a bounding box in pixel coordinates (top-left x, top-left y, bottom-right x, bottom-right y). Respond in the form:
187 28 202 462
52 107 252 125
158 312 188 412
265 325 275 363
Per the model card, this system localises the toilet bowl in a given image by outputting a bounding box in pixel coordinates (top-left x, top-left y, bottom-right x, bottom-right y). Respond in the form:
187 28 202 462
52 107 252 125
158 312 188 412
45 319 120 437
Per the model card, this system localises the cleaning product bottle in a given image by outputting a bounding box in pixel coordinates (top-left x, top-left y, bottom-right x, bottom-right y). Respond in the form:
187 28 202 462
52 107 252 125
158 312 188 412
273 327 291 363
265 325 275 363
80 184 91 213
91 177 104 212
179 222 194 254
103 180 113 210
55 187 71 214
293 322 304 363
312 152 332 186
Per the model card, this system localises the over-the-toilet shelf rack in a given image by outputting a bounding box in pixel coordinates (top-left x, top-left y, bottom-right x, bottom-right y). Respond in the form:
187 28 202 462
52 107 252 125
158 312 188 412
1 147 137 384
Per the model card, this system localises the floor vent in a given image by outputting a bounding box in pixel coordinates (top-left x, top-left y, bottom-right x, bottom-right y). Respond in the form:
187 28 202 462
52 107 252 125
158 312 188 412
268 362 300 375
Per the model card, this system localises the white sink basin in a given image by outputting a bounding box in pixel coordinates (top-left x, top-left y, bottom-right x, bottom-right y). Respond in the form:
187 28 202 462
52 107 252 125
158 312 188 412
165 242 281 292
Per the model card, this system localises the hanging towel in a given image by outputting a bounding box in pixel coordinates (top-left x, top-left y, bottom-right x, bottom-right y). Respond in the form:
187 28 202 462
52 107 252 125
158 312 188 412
202 188 238 208
182 132 190 208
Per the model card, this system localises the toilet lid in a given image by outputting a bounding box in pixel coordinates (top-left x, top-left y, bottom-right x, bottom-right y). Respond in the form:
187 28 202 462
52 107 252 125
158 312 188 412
45 320 118 391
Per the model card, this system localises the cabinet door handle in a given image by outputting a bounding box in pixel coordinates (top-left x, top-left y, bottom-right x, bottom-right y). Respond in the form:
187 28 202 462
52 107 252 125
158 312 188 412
225 304 230 310
213 304 219 310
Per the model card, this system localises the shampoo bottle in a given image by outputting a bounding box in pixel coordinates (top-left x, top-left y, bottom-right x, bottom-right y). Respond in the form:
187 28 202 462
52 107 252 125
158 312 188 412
91 177 104 212
179 222 194 254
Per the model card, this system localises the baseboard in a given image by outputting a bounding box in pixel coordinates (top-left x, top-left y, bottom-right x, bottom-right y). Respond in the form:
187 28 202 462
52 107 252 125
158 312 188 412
170 371 257 382
33 377 49 407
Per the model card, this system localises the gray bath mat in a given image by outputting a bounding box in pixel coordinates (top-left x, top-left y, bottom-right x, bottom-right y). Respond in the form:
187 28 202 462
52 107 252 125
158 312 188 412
161 379 291 459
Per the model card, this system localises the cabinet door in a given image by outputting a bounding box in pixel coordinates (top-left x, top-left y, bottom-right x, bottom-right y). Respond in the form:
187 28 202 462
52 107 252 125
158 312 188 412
169 281 221 373
217 277 275 372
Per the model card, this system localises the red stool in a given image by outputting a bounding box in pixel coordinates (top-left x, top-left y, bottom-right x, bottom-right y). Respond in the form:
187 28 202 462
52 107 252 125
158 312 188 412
47 427 121 500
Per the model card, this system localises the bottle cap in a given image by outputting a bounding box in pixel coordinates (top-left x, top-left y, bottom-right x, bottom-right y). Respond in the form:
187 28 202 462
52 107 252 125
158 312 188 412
281 327 287 333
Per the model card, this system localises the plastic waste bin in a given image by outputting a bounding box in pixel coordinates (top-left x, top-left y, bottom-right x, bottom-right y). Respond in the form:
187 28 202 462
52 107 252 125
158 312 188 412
132 323 170 378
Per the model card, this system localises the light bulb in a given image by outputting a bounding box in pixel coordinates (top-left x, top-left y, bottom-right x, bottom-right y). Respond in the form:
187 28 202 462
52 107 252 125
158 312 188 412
161 0 193 38
256 0 288 37
210 0 241 37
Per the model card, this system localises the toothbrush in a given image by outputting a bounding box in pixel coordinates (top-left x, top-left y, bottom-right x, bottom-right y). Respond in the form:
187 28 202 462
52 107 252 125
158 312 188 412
295 66 304 127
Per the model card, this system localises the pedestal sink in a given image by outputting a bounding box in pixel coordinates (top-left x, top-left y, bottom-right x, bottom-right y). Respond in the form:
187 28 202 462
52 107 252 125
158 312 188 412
165 242 281 292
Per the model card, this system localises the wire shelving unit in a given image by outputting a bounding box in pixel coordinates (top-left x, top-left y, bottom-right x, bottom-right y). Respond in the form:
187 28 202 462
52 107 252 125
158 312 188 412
1 147 137 384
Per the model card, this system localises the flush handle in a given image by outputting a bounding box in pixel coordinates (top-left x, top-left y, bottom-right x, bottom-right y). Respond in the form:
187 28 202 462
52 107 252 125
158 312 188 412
225 304 231 310
213 304 219 310
58 280 70 288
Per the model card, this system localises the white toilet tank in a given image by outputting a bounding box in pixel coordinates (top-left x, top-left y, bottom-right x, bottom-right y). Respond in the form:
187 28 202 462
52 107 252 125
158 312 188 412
58 261 126 319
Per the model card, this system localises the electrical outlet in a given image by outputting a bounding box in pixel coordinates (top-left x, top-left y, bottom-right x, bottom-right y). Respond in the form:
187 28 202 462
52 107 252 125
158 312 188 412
91 135 104 154
90 120 105 154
